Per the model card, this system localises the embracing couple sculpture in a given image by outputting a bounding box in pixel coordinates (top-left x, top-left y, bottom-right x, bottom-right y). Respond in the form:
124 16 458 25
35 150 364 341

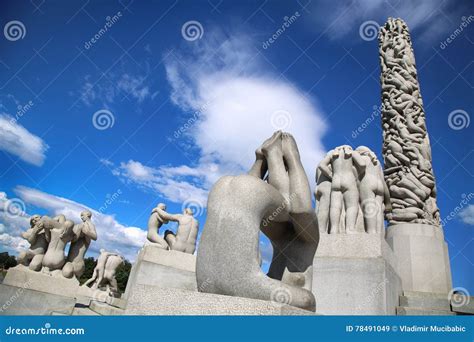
147 203 198 254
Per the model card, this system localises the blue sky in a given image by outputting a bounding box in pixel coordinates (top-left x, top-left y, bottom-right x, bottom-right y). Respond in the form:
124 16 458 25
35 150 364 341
0 0 472 293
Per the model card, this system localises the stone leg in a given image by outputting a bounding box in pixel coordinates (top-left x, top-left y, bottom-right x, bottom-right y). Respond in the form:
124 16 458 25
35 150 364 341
197 175 315 311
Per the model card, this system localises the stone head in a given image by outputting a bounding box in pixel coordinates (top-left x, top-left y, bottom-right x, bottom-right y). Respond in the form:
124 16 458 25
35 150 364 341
157 203 166 211
30 214 41 227
80 210 92 222
184 208 194 216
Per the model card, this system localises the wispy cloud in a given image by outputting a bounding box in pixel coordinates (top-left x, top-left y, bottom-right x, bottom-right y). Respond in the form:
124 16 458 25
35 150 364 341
0 114 48 166
459 205 474 225
308 0 467 44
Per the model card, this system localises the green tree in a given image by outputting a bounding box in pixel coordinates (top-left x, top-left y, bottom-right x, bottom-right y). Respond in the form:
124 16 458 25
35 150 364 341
115 259 132 292
79 257 96 285
0 252 17 269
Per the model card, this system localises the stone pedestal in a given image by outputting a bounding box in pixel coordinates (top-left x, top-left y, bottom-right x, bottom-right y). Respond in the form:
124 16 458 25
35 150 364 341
386 224 452 293
125 284 313 315
3 265 80 298
312 233 402 315
124 244 197 300
0 284 76 315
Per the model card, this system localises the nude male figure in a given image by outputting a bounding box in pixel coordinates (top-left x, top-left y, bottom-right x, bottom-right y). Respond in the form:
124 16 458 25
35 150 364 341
324 145 359 233
146 203 170 249
17 214 47 271
162 208 199 254
103 254 124 294
39 214 75 273
63 210 98 279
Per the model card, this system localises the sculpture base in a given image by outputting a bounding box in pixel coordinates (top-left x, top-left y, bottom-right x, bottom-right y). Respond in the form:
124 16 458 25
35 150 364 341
76 285 120 305
124 244 197 300
0 284 76 315
386 224 452 293
125 284 313 315
313 233 402 315
2 265 80 298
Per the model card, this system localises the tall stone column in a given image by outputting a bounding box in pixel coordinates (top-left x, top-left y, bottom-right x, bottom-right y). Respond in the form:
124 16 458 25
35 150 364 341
379 18 452 293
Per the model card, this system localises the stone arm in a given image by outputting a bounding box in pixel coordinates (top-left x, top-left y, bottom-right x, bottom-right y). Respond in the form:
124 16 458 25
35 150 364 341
156 210 181 223
21 224 43 245
82 222 98 241
317 152 333 180
351 151 367 178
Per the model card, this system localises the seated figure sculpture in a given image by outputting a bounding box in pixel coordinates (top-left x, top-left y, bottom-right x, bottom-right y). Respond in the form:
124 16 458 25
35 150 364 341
162 208 199 254
197 131 319 311
62 210 98 279
38 214 75 274
17 214 47 271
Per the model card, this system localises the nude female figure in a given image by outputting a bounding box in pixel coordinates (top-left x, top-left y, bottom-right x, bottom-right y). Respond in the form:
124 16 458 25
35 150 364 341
328 145 359 234
39 214 75 273
314 150 334 234
352 147 389 234
17 215 47 271
197 131 318 311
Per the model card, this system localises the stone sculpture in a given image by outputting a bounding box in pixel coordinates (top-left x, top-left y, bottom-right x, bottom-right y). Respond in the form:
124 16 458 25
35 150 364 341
17 214 47 271
379 18 440 226
315 145 389 234
39 215 75 273
197 131 319 311
63 210 98 279
162 208 199 254
147 203 170 249
83 249 124 295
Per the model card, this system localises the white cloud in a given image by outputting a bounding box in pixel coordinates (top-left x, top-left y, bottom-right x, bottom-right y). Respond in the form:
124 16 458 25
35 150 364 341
0 187 146 261
0 114 48 166
308 0 466 44
111 31 328 206
79 72 152 107
459 205 474 225
111 160 208 206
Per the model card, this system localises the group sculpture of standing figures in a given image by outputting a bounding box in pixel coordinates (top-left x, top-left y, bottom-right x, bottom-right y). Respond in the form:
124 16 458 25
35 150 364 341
315 145 390 235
